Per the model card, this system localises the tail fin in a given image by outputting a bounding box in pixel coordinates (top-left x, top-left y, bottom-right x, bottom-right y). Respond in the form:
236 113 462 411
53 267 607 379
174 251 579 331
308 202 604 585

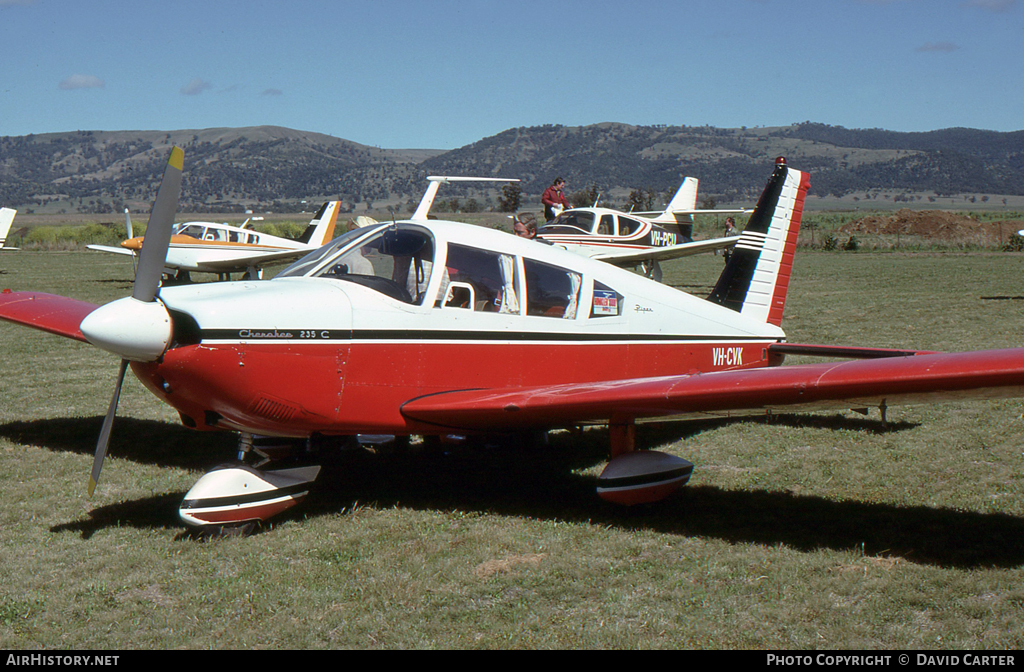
296 201 341 245
650 177 698 225
124 208 134 240
411 176 520 223
707 158 809 327
0 208 16 248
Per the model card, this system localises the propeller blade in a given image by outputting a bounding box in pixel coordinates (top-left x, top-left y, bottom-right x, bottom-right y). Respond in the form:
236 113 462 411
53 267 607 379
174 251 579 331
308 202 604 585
133 147 183 303
89 358 129 497
125 208 137 276
87 147 182 495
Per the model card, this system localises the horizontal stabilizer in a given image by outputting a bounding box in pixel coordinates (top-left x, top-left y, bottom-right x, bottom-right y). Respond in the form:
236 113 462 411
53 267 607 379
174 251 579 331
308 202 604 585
593 235 737 265
769 343 937 359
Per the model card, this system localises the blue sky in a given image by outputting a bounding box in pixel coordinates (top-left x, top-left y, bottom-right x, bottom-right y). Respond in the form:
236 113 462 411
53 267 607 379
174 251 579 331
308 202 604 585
1 0 1021 149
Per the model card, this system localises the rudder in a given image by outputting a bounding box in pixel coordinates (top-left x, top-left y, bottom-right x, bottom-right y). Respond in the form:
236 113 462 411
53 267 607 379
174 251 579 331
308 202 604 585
296 201 340 245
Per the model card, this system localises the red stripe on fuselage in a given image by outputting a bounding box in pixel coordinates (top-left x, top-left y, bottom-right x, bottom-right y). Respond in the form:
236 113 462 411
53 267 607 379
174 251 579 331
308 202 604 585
133 338 775 436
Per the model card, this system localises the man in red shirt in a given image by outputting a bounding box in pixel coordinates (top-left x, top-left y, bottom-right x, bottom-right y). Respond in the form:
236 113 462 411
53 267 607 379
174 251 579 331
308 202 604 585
541 178 571 223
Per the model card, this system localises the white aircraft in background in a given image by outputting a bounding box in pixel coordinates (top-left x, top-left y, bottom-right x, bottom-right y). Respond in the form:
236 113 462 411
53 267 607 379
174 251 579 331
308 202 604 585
0 208 19 250
88 202 342 280
410 175 520 223
535 177 750 281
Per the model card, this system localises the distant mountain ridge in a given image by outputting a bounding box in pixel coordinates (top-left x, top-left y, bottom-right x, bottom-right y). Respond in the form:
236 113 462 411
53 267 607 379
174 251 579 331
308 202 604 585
1 122 1022 213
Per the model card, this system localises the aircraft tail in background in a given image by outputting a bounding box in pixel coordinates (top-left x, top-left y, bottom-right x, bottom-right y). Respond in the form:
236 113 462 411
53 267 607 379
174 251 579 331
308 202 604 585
0 208 19 250
650 177 698 225
296 201 342 246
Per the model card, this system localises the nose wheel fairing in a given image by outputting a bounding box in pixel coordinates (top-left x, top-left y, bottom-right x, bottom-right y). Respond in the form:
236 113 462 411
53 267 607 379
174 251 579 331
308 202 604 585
178 463 321 527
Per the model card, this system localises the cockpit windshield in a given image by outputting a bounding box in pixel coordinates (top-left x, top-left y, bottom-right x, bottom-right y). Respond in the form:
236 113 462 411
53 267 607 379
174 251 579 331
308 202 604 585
176 224 208 239
536 211 595 235
278 224 436 305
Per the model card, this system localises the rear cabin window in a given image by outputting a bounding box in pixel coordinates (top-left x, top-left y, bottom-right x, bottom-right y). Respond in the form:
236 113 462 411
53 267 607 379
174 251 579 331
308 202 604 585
618 217 641 237
591 281 624 318
439 244 520 314
524 259 581 319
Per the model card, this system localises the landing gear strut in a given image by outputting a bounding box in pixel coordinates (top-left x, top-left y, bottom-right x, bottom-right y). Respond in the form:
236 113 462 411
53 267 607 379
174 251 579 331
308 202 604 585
596 419 693 506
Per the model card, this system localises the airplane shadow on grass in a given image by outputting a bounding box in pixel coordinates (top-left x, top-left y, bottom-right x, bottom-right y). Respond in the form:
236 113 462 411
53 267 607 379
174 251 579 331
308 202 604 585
6 414 1024 569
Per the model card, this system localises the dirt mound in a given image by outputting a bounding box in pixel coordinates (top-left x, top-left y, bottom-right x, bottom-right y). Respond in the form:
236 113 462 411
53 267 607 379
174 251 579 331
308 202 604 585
839 209 1024 244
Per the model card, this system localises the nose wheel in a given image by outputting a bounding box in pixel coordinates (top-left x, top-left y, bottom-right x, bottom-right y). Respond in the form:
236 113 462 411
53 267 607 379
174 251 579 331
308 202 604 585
178 433 321 531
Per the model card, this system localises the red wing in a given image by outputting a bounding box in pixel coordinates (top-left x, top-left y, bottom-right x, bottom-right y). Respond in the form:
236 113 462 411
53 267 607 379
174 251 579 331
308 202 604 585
401 348 1024 430
0 291 99 343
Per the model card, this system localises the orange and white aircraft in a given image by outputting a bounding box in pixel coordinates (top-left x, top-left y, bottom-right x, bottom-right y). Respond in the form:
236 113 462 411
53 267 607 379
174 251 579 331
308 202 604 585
534 177 749 281
3 150 1024 530
87 202 341 280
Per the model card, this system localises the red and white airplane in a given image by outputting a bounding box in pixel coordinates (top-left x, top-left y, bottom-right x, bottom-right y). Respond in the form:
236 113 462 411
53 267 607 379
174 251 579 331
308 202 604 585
535 177 749 281
87 202 342 280
3 150 1024 530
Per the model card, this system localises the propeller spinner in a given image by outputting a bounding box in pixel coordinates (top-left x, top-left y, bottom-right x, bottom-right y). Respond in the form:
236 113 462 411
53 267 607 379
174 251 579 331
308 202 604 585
79 146 183 496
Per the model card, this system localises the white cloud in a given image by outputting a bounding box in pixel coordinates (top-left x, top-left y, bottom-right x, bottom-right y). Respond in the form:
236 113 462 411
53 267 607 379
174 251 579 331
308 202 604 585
180 78 212 96
58 74 105 90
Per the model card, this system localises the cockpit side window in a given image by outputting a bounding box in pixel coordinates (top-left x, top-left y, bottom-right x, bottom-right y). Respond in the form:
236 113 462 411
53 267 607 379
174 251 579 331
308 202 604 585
278 225 381 278
278 224 436 305
597 215 614 236
439 244 520 313
524 259 581 319
178 224 206 239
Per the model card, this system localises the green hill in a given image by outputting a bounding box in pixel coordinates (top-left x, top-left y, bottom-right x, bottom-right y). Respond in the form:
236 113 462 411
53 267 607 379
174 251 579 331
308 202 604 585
2 122 1022 214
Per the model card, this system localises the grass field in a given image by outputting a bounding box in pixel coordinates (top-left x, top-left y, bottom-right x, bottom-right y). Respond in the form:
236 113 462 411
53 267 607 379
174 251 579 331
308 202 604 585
3 248 1024 649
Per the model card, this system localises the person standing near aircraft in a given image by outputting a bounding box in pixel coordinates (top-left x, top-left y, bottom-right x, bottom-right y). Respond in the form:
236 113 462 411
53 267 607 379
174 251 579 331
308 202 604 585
722 216 739 263
542 178 571 223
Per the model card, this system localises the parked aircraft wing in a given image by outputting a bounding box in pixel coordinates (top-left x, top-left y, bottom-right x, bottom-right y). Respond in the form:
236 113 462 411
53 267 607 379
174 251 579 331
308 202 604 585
86 244 137 257
400 348 1024 430
192 247 322 272
592 235 737 265
0 291 99 343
